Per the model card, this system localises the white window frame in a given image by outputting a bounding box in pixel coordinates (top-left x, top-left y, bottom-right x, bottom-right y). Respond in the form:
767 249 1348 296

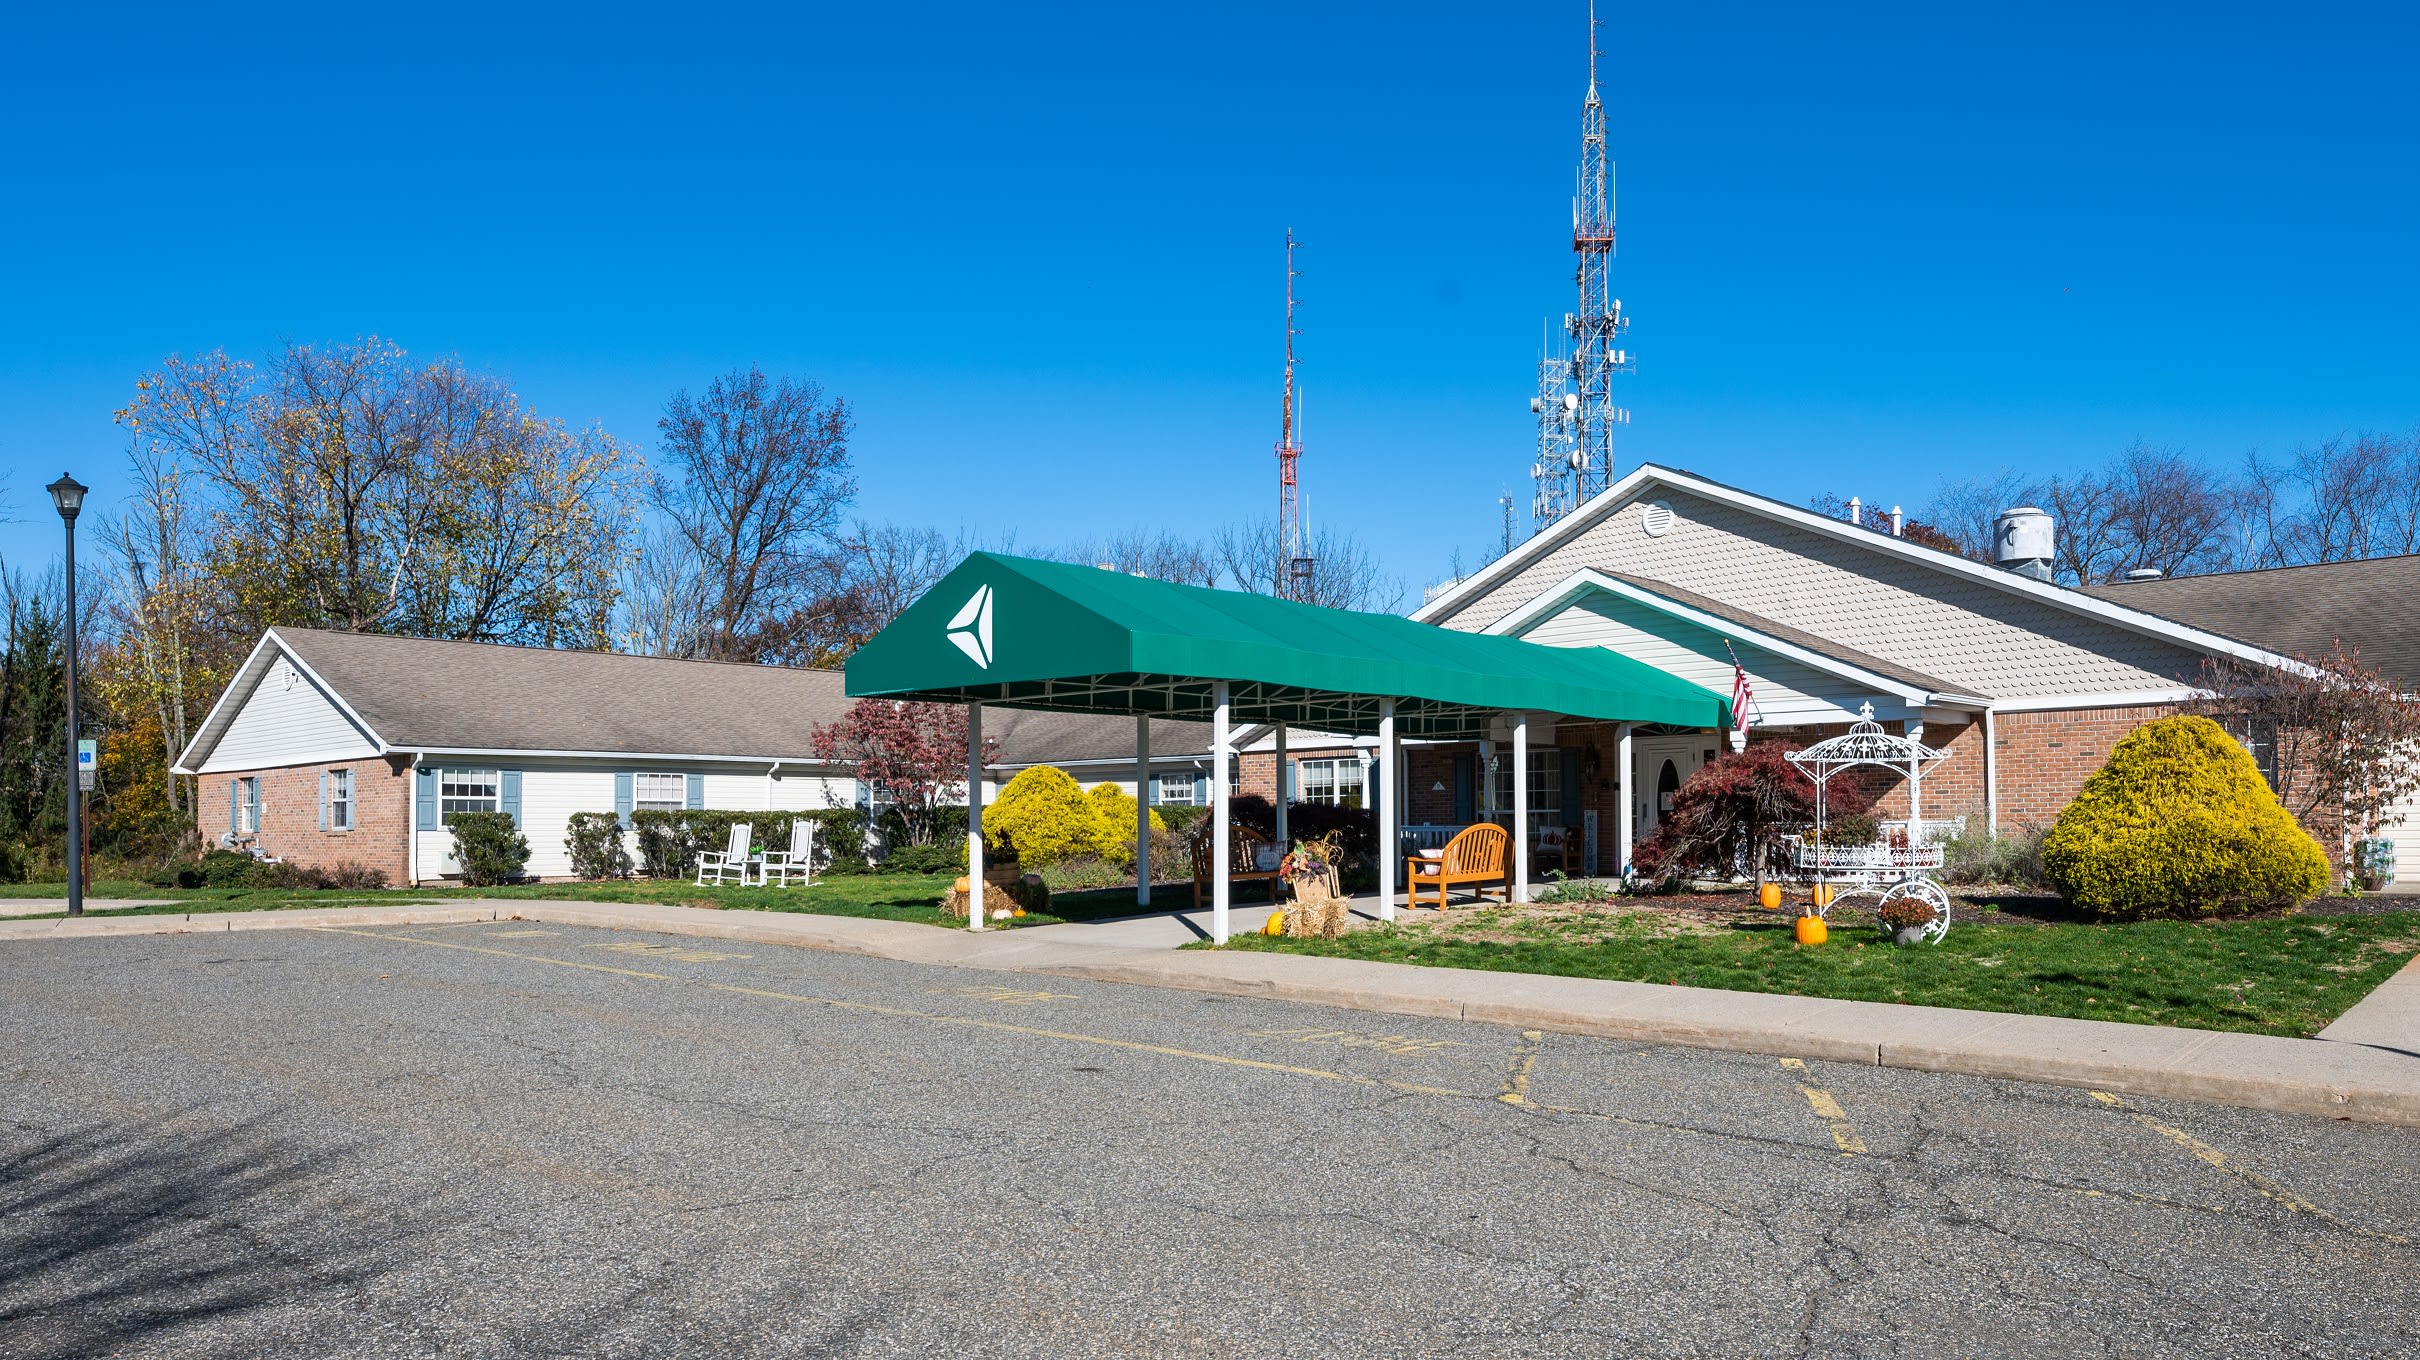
439 769 502 816
329 768 354 832
1156 774 1197 806
1297 758 1366 808
633 772 687 813
1491 748 1565 826
236 777 259 835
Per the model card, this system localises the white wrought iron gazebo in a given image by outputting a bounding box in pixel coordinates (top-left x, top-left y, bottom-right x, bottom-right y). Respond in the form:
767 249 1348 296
1785 703 1953 941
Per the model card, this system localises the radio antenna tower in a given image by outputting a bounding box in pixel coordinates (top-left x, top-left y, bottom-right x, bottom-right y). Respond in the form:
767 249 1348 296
1565 0 1631 513
1276 230 1314 601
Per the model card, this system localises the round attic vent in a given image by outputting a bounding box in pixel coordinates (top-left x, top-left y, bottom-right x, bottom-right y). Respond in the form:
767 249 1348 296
1640 501 1674 537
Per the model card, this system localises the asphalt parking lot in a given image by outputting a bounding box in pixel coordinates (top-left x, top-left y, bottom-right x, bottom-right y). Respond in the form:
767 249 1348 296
4 921 2417 1359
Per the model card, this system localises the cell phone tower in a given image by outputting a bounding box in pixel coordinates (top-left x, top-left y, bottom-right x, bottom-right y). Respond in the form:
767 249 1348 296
1530 321 1580 528
1566 0 1632 510
1275 230 1314 602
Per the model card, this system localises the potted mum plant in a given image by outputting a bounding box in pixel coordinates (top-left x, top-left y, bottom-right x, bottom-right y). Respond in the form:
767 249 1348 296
1876 895 1936 946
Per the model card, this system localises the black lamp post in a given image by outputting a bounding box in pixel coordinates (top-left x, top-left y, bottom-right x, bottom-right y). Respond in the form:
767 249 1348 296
48 474 87 918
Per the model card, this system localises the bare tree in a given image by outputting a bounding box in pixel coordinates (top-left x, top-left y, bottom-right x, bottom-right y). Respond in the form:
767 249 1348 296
2101 443 2233 579
2240 433 2420 567
651 367 856 661
617 526 712 659
1214 519 1403 612
1921 470 2037 562
1048 530 1219 587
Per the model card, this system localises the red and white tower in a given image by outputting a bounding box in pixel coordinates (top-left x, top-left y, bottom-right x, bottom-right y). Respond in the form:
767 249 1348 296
1276 230 1313 601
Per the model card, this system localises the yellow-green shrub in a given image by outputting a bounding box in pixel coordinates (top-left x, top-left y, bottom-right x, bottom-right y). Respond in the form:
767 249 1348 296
2041 715 2330 919
984 766 1108 867
1086 782 1166 868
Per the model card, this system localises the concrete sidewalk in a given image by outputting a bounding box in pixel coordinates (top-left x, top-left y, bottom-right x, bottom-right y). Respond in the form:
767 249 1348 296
5 898 2417 1128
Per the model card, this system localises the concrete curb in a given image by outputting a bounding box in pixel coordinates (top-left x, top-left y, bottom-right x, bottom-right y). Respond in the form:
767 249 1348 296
7 899 2417 1127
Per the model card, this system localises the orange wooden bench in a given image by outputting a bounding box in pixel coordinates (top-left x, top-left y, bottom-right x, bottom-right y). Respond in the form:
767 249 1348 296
1406 823 1509 910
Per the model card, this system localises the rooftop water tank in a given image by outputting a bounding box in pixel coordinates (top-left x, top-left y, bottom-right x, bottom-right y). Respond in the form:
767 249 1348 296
1993 507 2055 581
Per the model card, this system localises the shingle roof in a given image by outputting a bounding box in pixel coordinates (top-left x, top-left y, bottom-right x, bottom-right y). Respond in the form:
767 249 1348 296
271 628 858 759
237 629 1217 767
2083 555 2420 690
1609 573 1982 699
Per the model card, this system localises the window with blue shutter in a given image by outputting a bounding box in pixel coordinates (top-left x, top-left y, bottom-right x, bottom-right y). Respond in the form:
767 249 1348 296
415 766 438 830
318 773 329 832
614 771 634 828
1451 754 1475 824
228 781 239 837
500 770 523 829
685 773 704 810
1560 750 1583 829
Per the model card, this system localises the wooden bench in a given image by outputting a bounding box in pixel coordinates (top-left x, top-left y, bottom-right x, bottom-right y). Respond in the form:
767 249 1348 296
1406 823 1509 910
1190 822 1284 907
1533 822 1576 877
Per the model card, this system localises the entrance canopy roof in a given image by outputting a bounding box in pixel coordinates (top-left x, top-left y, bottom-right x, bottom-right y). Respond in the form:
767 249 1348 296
845 553 1730 739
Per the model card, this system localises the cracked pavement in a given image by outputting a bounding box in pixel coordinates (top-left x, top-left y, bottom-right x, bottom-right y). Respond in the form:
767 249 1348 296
3 921 2416 1358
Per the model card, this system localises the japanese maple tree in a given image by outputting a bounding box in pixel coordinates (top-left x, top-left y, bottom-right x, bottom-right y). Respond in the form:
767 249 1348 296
811 700 995 846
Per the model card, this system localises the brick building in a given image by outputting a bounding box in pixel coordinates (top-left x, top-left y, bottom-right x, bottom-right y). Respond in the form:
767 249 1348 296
1394 464 2407 875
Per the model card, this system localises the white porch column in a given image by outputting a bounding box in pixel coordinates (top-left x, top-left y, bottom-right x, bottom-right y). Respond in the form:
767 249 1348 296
1512 713 1531 903
1378 699 1398 922
1908 720 1925 835
1616 721 1635 882
1135 714 1153 907
1273 722 1289 848
966 702 986 932
1212 681 1232 945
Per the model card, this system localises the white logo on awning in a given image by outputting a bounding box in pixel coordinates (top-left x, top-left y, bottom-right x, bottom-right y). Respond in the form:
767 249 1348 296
946 584 994 669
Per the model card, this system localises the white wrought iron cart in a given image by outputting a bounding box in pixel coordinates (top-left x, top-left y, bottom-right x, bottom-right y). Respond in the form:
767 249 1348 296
1784 703 1954 942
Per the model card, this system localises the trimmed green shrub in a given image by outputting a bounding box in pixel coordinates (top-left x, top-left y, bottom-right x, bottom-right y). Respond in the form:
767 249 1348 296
1152 803 1210 832
984 766 1111 867
626 808 867 879
447 812 530 887
880 840 963 875
565 812 632 880
199 848 263 887
2041 715 2331 919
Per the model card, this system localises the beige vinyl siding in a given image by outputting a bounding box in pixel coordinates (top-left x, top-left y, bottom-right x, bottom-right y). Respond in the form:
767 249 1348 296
768 773 856 811
1518 593 1856 726
700 771 768 810
199 657 378 773
1439 489 2209 701
517 767 616 878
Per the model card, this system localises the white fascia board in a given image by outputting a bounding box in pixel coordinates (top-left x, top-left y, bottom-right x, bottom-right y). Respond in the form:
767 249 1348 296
403 747 840 768
1485 568 1990 710
193 743 382 776
1986 688 2206 713
1417 464 2313 677
171 630 391 774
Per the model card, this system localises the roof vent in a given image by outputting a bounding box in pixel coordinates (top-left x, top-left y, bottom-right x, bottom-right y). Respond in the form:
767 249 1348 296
2123 567 2164 582
1993 506 2055 582
1640 501 1674 537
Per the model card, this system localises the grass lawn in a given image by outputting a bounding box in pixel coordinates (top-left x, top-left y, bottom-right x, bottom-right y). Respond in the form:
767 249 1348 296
1205 902 2420 1038
0 874 1159 929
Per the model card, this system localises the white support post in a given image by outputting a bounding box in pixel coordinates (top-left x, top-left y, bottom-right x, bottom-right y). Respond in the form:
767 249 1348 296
1378 699 1398 922
1908 720 1925 839
1512 713 1531 904
1273 722 1289 848
1135 714 1153 907
1616 721 1635 883
966 703 985 932
1212 681 1232 945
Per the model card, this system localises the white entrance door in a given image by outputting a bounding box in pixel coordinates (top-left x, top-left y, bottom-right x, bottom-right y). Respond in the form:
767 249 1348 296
1634 736 1717 838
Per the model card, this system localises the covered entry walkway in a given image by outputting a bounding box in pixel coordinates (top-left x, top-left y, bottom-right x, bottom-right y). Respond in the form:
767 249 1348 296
846 553 1730 942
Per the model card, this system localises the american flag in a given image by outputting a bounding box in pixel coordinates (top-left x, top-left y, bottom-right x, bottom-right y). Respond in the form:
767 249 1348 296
1725 642 1754 744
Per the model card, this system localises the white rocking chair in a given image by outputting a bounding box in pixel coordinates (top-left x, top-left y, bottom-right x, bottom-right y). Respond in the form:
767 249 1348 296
694 821 754 887
761 820 817 888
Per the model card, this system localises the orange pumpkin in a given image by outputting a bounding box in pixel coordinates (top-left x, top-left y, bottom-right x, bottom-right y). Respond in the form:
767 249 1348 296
952 876 972 896
1757 882 1783 910
1810 883 1836 909
1795 914 1829 946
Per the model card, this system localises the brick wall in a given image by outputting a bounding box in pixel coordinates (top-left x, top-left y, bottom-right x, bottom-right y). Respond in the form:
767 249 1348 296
193 757 413 884
1992 704 2177 829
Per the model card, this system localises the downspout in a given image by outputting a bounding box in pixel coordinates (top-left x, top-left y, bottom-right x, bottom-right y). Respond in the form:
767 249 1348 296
408 752 422 886
767 760 782 812
1982 709 1999 837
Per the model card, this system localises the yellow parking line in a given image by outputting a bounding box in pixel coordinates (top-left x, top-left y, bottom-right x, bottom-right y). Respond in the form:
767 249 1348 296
1781 1058 1868 1155
1498 1030 1544 1105
2088 1092 2411 1245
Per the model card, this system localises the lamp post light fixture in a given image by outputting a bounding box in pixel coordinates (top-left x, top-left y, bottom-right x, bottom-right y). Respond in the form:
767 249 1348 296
48 474 87 919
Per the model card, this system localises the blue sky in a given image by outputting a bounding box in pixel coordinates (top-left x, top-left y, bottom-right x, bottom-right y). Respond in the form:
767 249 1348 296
2 2 2414 595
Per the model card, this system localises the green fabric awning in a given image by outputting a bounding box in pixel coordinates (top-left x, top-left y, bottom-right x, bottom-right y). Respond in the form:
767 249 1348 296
845 554 1728 738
